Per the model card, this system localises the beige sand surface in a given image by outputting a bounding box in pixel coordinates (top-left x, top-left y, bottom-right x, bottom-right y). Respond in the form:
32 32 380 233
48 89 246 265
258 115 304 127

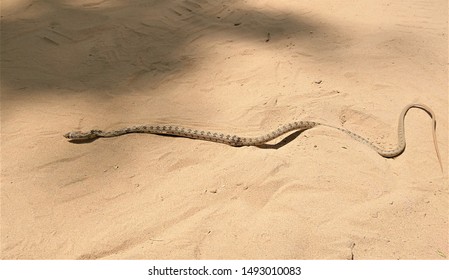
1 0 448 259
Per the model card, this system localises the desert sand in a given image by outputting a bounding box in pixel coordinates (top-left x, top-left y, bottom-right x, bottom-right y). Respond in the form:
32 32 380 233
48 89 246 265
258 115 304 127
1 0 447 259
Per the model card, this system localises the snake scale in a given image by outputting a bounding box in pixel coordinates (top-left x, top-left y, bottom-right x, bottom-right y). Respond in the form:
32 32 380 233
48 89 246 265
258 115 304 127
64 103 443 170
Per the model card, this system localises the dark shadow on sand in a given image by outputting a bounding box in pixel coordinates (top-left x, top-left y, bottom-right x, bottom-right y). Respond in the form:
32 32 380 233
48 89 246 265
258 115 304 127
255 129 306 149
1 0 339 95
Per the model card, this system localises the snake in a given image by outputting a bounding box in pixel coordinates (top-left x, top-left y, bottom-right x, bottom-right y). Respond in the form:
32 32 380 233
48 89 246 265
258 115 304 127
64 103 442 170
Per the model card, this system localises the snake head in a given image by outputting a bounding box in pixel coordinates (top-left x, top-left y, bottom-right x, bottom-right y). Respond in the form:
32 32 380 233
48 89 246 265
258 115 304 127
63 132 74 139
64 130 100 141
63 131 85 139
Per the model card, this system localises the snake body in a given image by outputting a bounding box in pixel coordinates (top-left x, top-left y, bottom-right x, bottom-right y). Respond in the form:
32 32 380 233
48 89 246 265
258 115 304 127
64 104 442 170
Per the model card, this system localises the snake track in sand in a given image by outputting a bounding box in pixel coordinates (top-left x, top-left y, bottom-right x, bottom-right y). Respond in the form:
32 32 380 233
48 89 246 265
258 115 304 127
64 103 442 170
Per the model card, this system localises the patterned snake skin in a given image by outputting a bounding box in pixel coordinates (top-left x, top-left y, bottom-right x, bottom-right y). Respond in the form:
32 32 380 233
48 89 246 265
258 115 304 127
64 104 442 170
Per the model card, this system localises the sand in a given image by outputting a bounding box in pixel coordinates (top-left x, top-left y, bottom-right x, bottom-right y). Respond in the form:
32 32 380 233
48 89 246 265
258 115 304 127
1 0 447 259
